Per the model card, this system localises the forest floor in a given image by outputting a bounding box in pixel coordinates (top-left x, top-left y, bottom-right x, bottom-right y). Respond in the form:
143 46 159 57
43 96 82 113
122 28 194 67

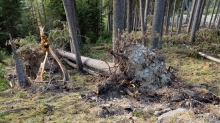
1 30 220 123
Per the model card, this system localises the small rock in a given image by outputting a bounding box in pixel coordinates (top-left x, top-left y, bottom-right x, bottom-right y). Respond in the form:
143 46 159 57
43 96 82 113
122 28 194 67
157 108 188 121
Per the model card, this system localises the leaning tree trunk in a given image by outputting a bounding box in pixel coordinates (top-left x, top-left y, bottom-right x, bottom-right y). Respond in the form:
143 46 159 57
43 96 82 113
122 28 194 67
208 0 218 28
139 0 146 45
177 0 185 34
190 0 202 43
187 0 197 32
203 0 211 27
127 0 133 33
62 0 83 72
150 0 166 49
9 35 30 88
165 0 172 34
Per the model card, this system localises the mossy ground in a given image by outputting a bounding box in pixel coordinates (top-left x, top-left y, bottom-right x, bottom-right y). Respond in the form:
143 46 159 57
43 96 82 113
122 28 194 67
0 29 220 122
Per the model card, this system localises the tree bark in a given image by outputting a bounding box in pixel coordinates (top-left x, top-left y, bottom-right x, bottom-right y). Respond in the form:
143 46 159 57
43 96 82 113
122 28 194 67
57 49 114 73
187 0 197 32
171 0 177 36
113 0 125 63
177 0 185 34
190 1 202 43
62 0 83 72
203 0 211 27
144 0 149 25
139 0 146 45
165 0 172 34
9 35 30 88
197 0 206 30
208 0 218 28
150 0 166 49
213 1 220 24
127 0 133 33
184 0 190 23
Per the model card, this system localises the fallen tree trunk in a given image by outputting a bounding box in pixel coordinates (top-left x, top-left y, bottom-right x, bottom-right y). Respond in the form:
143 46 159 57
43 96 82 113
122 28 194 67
64 58 101 76
198 52 220 63
57 49 115 73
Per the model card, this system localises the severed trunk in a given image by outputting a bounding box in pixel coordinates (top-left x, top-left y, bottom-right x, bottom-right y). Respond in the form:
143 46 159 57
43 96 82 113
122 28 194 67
9 35 30 88
57 49 114 73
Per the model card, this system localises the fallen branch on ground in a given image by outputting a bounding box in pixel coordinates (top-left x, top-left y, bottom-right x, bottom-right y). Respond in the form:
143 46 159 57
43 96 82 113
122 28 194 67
198 52 220 63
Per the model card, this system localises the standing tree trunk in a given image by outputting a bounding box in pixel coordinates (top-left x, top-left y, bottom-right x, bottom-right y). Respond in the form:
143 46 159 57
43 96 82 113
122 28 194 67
171 0 177 36
209 0 218 28
165 0 172 34
213 1 220 24
176 7 181 30
184 0 190 23
217 16 220 28
144 0 150 25
71 0 82 47
113 0 125 63
197 0 206 30
150 0 166 49
9 35 30 88
139 0 146 45
187 0 197 32
177 0 185 34
127 0 133 33
190 0 202 43
62 0 83 72
203 0 211 27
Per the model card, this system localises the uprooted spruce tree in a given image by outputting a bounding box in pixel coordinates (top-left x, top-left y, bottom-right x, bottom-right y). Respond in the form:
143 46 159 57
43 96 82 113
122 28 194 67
58 31 220 114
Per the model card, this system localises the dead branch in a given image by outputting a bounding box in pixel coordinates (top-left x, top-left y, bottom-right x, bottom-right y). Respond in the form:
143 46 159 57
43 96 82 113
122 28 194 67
3 107 32 114
198 52 220 63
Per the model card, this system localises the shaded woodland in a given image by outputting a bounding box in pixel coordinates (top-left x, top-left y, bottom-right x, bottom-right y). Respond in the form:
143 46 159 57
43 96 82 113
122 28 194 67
1 0 220 122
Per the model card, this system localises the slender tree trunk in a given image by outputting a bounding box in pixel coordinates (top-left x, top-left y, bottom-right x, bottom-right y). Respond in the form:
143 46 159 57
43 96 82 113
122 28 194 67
187 0 197 32
150 0 166 49
165 0 172 34
190 0 202 43
176 7 181 30
171 0 177 36
184 0 190 23
203 0 211 27
139 0 146 45
209 0 218 27
214 1 220 24
72 0 82 47
62 0 83 72
36 0 43 26
197 0 206 30
41 0 47 22
150 0 154 26
217 16 220 28
178 0 185 34
127 0 133 33
144 0 149 25
9 35 30 88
